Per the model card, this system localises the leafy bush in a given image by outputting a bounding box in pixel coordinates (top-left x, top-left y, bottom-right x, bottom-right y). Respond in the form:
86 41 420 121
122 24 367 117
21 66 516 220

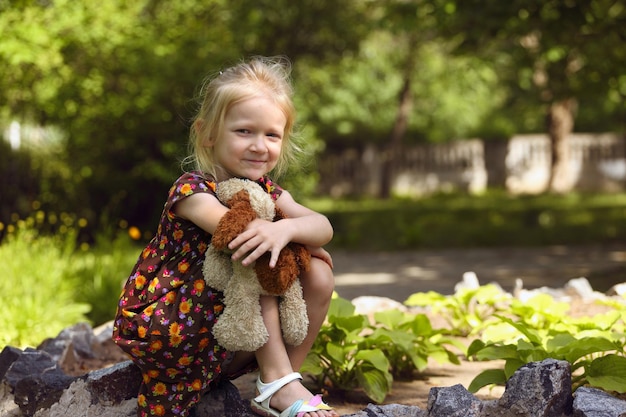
69 233 141 326
404 283 512 337
0 219 90 348
465 293 626 394
302 295 462 402
314 192 626 250
0 213 141 349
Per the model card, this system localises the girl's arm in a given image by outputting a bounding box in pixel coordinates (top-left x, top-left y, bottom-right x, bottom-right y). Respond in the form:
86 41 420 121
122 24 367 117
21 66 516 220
172 192 228 234
229 189 333 268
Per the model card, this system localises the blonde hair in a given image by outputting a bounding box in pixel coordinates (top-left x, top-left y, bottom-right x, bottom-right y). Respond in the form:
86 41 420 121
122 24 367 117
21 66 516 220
186 56 300 179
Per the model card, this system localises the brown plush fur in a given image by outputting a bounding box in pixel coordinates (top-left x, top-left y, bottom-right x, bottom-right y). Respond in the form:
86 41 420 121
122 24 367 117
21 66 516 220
254 207 311 295
211 190 310 295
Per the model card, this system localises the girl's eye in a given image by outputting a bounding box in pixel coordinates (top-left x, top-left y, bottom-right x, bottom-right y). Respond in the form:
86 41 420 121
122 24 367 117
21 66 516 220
237 129 250 134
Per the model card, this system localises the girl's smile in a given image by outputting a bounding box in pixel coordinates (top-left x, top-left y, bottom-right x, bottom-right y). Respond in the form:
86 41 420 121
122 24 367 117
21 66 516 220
208 95 286 181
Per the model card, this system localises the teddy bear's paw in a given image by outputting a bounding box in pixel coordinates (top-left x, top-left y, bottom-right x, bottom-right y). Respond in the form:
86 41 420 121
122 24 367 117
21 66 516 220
213 316 269 352
278 288 309 346
202 246 233 290
254 253 297 295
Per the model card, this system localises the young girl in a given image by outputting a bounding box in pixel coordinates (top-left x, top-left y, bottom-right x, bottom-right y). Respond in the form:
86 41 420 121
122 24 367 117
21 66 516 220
112 56 338 417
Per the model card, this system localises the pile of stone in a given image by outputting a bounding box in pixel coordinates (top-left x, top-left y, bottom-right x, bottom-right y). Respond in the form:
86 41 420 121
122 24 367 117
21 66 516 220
2 276 626 416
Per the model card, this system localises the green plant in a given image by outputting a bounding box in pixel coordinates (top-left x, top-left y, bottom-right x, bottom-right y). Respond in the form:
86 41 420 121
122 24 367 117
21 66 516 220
405 284 512 336
70 232 141 325
302 295 463 402
467 293 626 394
0 219 90 348
302 296 393 403
370 309 463 379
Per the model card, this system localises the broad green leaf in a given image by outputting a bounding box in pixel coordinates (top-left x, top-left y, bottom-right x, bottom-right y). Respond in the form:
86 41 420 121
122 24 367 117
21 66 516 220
327 296 356 319
301 354 324 375
468 369 507 393
332 315 369 334
368 328 415 352
467 339 486 357
404 313 434 336
495 315 543 344
586 354 626 393
504 358 526 379
355 348 390 372
475 344 520 361
555 337 619 363
374 309 406 328
356 368 391 403
545 333 577 352
572 310 620 331
326 342 350 364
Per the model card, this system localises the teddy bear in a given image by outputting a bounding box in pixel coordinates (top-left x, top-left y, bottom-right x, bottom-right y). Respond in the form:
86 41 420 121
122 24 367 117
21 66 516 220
202 178 311 352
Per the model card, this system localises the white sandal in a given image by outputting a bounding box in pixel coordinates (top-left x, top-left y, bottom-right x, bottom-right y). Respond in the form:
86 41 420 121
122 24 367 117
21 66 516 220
250 372 334 417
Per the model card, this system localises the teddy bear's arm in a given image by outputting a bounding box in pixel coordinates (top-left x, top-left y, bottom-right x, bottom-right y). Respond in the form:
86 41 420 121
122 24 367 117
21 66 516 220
211 190 259 250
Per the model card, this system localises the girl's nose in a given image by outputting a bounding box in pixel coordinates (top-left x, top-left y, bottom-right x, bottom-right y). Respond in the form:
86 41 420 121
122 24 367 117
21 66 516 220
250 135 268 152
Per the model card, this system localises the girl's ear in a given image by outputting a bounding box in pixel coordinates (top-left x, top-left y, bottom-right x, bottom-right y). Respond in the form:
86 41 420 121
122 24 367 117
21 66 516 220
194 120 214 147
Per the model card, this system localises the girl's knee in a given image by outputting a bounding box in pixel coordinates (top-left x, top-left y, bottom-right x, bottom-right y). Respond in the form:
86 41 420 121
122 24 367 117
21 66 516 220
302 257 335 297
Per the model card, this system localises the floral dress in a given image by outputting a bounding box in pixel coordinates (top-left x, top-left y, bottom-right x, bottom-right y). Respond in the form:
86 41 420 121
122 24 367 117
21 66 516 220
112 171 282 417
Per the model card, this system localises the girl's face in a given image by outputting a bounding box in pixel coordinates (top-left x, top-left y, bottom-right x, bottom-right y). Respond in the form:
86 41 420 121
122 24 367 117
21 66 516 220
208 95 286 181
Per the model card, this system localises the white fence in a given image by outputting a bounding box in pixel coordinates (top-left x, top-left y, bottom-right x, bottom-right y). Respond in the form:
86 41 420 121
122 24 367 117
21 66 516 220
317 133 626 197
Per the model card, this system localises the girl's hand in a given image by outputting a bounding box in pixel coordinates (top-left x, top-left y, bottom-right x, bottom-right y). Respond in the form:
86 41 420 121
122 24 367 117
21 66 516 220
228 218 293 268
307 246 334 269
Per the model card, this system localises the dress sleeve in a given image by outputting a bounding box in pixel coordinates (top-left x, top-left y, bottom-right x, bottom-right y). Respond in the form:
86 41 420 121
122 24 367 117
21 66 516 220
164 172 216 216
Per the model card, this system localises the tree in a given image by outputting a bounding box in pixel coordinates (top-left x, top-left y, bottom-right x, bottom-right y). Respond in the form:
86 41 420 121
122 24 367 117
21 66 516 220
293 1 504 198
0 0 375 232
434 0 626 192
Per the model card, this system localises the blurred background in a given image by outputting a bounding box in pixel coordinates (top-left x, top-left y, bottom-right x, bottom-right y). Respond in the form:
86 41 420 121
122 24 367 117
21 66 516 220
1 0 625 347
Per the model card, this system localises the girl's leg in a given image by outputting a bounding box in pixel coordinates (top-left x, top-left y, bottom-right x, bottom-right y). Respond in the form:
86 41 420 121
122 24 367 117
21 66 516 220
286 257 335 370
255 258 336 417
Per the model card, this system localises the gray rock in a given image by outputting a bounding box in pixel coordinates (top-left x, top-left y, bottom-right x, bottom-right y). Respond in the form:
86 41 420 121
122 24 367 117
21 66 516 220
342 403 426 416
6 349 77 416
573 387 626 417
493 359 573 417
427 384 482 417
194 380 255 416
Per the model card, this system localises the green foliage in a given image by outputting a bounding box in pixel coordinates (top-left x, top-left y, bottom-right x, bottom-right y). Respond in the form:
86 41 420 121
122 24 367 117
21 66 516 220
0 212 141 349
70 233 141 326
319 191 626 251
465 293 626 394
0 219 90 348
436 0 626 132
302 295 461 402
405 284 512 336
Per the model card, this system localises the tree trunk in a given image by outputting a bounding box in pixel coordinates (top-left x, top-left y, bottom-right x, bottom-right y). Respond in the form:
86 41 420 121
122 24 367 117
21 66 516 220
380 63 414 198
547 98 577 193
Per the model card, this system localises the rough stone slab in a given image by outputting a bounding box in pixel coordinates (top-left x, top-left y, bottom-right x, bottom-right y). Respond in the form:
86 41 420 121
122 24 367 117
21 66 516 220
32 379 136 417
573 387 626 417
427 384 482 417
496 358 573 417
86 360 141 405
341 403 426 416
194 380 255 417
0 346 22 382
7 349 77 416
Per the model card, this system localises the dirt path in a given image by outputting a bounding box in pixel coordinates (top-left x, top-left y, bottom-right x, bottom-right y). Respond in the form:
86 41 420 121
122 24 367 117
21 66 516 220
331 243 626 302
